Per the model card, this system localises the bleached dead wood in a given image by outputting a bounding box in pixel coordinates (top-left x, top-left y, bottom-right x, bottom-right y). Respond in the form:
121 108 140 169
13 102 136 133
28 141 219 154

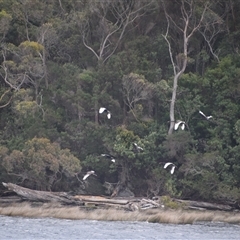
174 199 233 211
141 198 160 206
74 195 129 205
2 182 236 211
0 196 22 203
2 182 82 205
84 202 131 211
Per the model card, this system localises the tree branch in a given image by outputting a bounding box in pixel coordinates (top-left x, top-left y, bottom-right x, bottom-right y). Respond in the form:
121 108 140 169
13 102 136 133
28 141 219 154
0 89 12 108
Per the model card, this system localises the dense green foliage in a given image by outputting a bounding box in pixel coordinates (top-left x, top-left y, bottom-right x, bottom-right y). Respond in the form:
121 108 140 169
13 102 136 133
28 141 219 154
0 0 240 205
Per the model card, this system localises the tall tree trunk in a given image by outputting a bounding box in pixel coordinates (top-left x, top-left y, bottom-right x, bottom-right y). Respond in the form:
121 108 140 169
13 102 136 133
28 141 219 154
168 74 179 134
161 0 210 134
111 159 129 197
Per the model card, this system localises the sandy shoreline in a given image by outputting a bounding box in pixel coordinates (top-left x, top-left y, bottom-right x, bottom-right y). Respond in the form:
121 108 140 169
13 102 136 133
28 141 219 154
1 201 240 225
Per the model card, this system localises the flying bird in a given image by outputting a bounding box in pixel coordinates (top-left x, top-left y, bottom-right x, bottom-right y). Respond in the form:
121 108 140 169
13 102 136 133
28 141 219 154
133 143 144 152
199 110 213 120
163 162 176 174
174 120 186 130
83 170 97 181
99 107 111 119
101 154 116 163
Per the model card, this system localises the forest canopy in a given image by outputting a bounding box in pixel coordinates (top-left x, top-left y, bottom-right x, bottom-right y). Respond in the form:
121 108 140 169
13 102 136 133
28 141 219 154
0 0 240 205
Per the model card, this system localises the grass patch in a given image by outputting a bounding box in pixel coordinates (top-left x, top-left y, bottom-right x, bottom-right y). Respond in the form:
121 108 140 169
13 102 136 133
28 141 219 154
0 202 240 225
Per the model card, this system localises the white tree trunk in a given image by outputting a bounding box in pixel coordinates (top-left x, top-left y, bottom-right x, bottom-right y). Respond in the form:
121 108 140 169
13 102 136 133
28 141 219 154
161 0 209 134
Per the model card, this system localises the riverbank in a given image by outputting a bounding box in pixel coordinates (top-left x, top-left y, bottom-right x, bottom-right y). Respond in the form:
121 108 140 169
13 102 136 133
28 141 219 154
1 201 240 224
1 182 240 225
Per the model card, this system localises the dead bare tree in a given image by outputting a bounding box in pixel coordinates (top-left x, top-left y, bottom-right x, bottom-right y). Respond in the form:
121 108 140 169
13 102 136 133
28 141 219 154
199 23 222 63
81 0 156 64
37 23 59 89
161 0 222 135
199 5 226 63
79 1 156 125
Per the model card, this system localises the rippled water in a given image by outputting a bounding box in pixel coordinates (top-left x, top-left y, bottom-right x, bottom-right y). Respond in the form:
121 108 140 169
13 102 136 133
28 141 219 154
0 215 239 239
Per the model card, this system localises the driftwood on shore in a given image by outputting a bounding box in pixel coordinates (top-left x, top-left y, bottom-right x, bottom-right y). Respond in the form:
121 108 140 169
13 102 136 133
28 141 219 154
174 199 233 211
1 182 237 212
2 182 82 205
73 195 129 205
1 182 160 210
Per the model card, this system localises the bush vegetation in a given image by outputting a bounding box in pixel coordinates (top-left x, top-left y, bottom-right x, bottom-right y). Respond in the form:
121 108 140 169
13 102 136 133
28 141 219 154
0 0 240 206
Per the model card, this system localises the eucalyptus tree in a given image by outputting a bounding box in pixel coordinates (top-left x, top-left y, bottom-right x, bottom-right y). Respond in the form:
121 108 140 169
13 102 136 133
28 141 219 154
177 55 240 203
0 137 81 191
80 0 156 64
0 9 12 43
122 72 154 122
1 41 45 98
1 38 53 148
0 0 56 109
160 0 224 135
77 0 156 124
104 126 141 197
0 9 12 108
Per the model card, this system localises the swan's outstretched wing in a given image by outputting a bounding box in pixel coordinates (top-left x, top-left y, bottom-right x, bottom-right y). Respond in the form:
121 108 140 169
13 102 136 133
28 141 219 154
174 121 185 130
99 107 111 119
133 143 144 151
101 154 116 162
199 110 207 118
170 165 176 174
174 122 181 130
83 173 90 180
199 110 213 120
99 107 106 114
107 112 111 119
83 171 96 180
164 162 174 169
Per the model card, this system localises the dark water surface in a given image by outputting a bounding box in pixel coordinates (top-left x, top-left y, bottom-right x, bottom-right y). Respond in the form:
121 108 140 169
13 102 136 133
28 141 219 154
0 215 239 239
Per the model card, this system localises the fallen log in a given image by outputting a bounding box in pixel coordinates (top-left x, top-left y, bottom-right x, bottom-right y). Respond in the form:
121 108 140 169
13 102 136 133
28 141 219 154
141 198 160 207
74 195 129 205
174 199 233 211
0 196 22 203
2 182 83 205
83 201 130 211
2 182 235 212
